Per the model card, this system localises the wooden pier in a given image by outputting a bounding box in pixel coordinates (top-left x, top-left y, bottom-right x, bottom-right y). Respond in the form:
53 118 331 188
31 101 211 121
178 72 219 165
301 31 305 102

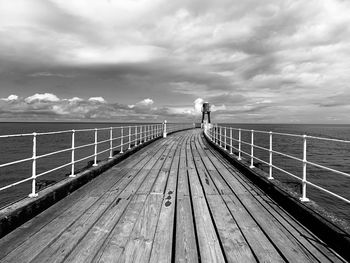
0 129 346 262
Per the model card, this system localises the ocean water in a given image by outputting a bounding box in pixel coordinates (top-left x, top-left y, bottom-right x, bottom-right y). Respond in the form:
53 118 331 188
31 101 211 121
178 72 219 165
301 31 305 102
0 122 349 227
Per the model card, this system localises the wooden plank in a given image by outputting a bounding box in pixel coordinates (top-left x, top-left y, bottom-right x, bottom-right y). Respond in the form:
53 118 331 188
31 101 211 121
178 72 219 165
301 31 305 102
223 194 285 263
148 139 181 262
175 136 199 263
33 197 130 263
151 138 179 194
136 142 175 194
206 195 257 262
177 136 190 198
117 194 163 262
186 135 225 262
190 195 225 262
95 194 148 262
190 138 218 195
175 197 199 263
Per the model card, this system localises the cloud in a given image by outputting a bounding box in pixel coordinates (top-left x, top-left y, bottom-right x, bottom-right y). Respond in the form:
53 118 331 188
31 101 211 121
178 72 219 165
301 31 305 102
1 95 19 102
67 97 83 103
28 72 75 78
0 93 201 121
25 93 60 103
136 98 154 107
194 98 204 114
88 97 106 103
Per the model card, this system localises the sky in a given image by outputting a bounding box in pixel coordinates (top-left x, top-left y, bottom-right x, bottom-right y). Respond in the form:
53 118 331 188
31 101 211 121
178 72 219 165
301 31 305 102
0 0 350 123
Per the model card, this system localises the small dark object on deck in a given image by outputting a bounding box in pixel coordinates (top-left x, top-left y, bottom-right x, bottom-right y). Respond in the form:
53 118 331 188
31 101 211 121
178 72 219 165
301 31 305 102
115 198 122 206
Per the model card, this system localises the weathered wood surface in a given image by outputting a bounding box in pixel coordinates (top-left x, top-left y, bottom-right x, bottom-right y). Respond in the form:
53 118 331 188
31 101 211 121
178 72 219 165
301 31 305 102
0 129 346 263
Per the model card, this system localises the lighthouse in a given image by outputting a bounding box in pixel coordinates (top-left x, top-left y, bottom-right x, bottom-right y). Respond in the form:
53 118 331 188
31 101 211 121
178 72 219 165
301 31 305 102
201 102 211 124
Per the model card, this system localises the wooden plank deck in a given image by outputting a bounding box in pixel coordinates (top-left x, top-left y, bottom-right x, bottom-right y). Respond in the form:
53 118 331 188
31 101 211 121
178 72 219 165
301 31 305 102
0 129 346 263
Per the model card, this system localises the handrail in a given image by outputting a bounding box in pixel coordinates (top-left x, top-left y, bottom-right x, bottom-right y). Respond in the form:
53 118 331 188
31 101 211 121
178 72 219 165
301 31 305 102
203 123 350 205
0 122 194 199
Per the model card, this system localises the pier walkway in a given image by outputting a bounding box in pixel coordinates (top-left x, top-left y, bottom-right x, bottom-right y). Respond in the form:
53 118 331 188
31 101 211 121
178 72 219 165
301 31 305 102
0 129 345 262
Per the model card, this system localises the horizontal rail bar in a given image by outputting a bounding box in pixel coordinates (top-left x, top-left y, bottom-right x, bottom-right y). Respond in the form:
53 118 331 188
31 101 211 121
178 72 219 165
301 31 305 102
36 147 72 159
0 177 33 191
0 157 33 168
306 181 350 204
36 162 72 178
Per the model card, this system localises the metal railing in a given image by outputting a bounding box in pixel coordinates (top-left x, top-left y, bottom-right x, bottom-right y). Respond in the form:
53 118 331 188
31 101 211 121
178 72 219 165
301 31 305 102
204 124 350 204
0 122 194 198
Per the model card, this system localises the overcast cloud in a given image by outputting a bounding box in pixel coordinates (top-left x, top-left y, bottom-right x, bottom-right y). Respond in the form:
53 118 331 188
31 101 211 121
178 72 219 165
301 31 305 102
0 0 350 122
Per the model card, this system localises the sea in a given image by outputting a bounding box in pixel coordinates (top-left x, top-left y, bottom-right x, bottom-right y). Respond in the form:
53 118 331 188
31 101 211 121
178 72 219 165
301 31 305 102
0 122 349 228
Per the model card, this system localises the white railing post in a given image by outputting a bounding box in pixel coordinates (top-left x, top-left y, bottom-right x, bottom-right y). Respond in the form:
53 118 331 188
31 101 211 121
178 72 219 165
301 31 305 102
268 131 274 180
144 125 147 142
220 126 222 147
212 126 214 142
93 128 98 166
128 126 131 150
120 127 124 153
29 132 38 197
230 128 233 154
140 126 143 144
216 124 219 145
238 129 242 160
163 120 167 138
300 135 310 202
70 130 76 177
147 125 149 141
213 125 215 142
224 127 227 149
135 126 138 146
250 130 254 168
109 127 113 158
